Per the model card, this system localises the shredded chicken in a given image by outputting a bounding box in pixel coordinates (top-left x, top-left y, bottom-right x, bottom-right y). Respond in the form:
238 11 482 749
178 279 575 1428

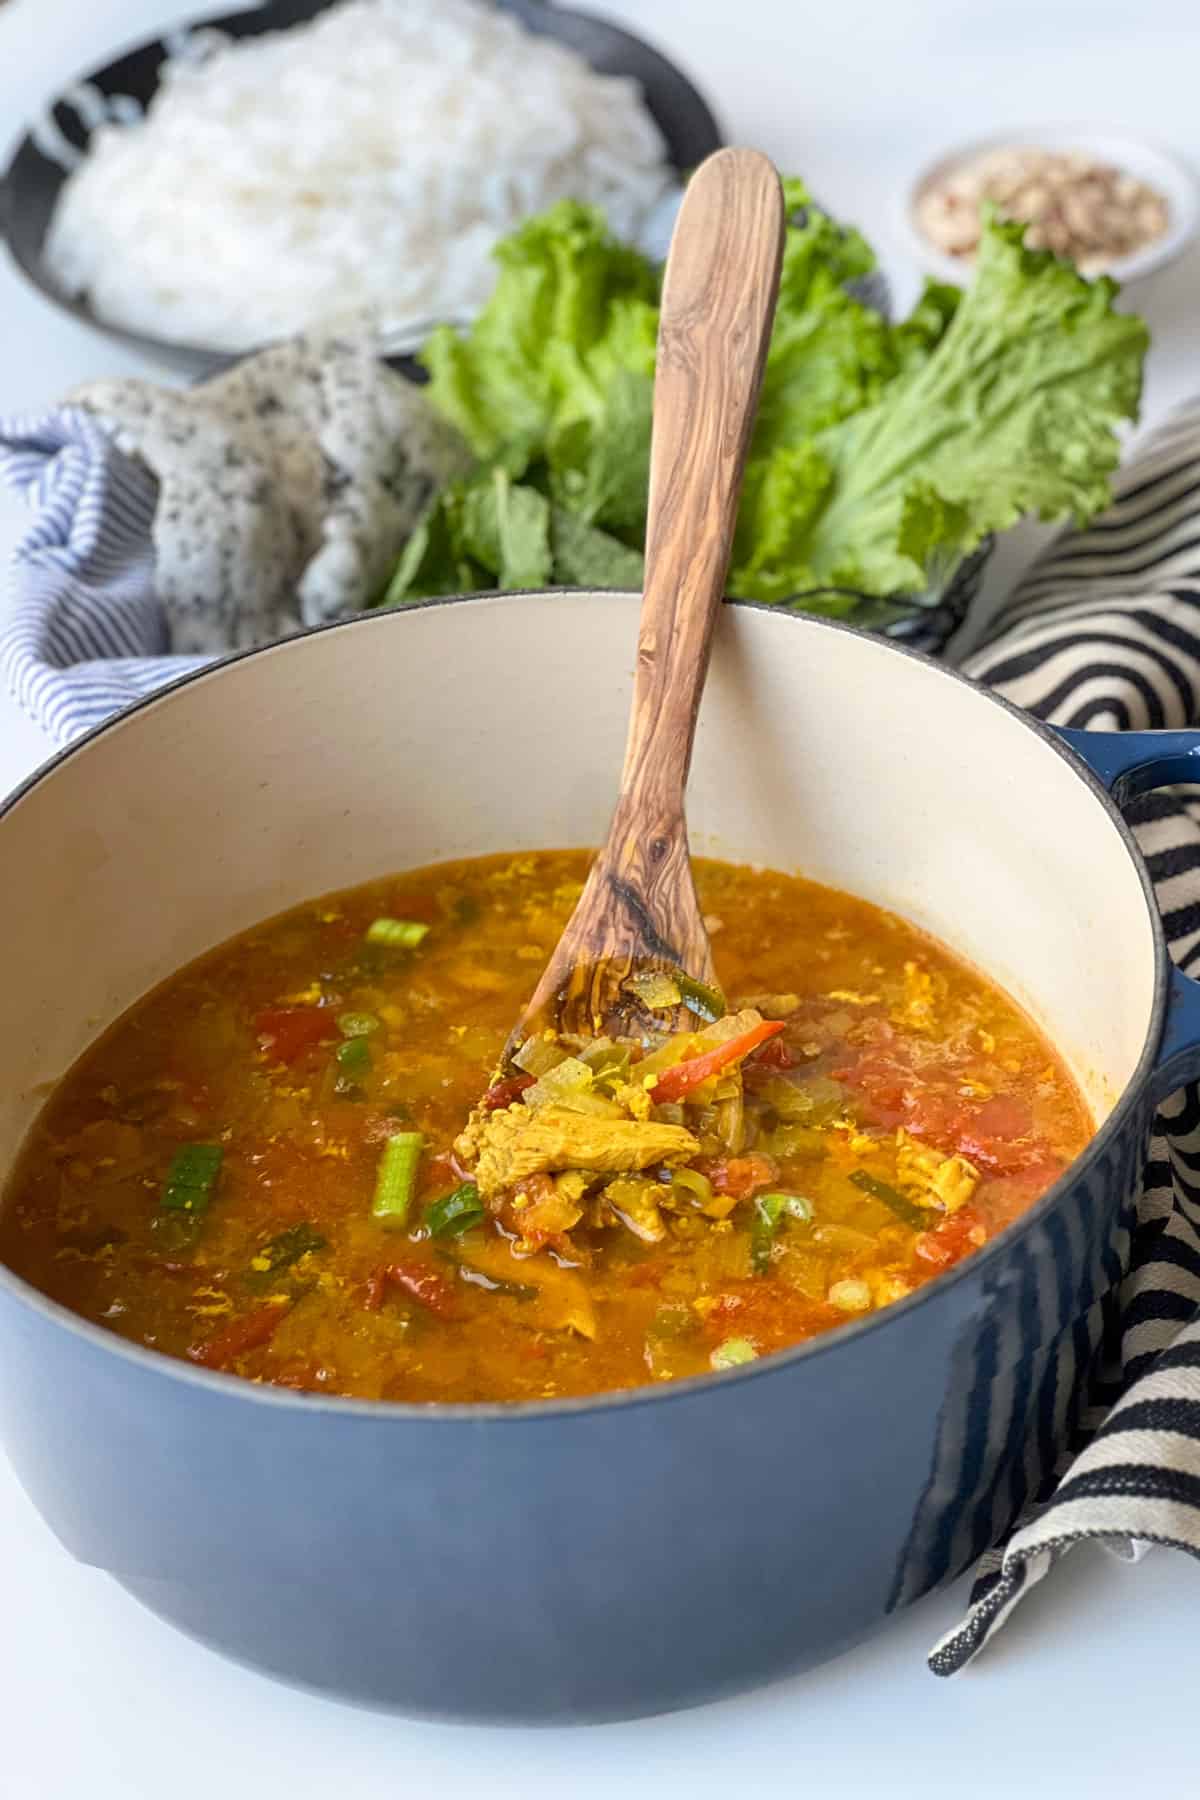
895 1129 980 1213
458 1103 698 1202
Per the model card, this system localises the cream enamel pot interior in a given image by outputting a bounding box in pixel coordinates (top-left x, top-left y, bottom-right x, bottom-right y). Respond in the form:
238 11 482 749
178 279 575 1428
1 590 1199 1722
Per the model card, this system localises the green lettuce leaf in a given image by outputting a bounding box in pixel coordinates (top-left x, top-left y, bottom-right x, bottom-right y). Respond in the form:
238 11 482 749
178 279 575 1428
547 366 654 543
381 487 484 603
381 467 644 606
750 179 903 455
396 194 1146 613
731 215 1147 601
549 506 644 589
815 220 1141 592
422 202 658 462
458 469 552 588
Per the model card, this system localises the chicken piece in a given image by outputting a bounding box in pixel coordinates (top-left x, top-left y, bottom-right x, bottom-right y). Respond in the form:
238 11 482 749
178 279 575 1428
611 1079 654 1122
895 1129 980 1214
458 1103 698 1202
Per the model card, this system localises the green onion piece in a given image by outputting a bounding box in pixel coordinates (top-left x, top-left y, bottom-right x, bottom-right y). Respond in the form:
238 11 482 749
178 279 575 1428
337 1011 381 1038
625 968 683 1010
764 1191 814 1224
760 1073 844 1125
512 1034 568 1078
676 972 727 1024
579 1039 632 1085
161 1143 223 1214
670 1165 714 1208
711 1337 758 1369
371 1131 424 1225
750 1191 813 1275
366 918 430 948
849 1169 926 1229
760 1122 828 1160
336 1036 372 1076
246 1222 327 1289
426 1183 485 1238
525 1057 623 1117
750 1193 786 1274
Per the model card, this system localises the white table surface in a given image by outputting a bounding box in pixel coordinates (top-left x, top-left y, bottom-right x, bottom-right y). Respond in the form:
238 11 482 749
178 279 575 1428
1 1 1199 1792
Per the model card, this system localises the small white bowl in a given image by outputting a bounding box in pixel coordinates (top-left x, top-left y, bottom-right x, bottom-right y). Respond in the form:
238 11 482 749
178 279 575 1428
901 125 1200 288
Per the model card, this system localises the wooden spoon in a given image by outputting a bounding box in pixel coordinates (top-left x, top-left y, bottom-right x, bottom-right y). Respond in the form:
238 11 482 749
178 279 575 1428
506 147 786 1059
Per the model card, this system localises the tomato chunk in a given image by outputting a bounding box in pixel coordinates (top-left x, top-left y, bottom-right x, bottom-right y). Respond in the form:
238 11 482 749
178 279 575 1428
914 1206 986 1270
255 1006 340 1063
707 1153 779 1200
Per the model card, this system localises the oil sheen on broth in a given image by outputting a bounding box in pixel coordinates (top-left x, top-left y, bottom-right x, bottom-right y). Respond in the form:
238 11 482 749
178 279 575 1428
0 852 1092 1402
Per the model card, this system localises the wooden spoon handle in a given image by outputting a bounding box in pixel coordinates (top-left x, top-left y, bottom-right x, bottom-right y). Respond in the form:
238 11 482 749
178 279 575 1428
504 150 784 1050
620 148 785 810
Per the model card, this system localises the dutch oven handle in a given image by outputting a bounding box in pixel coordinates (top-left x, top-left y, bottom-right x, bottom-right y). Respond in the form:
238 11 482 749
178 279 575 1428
1057 727 1200 1097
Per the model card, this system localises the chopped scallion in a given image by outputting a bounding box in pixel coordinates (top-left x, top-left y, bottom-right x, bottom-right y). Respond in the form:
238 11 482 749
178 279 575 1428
676 972 727 1024
670 1165 714 1208
625 968 683 1010
711 1337 758 1369
161 1143 223 1215
336 1036 372 1077
337 1011 381 1038
425 1183 485 1238
751 1191 813 1274
371 1131 424 1225
366 918 430 949
246 1222 327 1289
769 1191 814 1223
849 1169 926 1229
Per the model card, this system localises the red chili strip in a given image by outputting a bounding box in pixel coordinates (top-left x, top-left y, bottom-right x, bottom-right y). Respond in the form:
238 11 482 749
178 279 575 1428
651 1020 786 1104
188 1300 291 1369
481 1073 535 1112
363 1259 459 1320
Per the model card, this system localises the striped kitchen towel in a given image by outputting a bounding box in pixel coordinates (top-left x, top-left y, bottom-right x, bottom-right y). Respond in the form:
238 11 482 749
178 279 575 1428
932 394 1200 1671
0 406 204 744
0 335 465 744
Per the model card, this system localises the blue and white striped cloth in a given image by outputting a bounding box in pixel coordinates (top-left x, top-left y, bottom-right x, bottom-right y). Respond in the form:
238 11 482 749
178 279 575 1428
0 407 206 743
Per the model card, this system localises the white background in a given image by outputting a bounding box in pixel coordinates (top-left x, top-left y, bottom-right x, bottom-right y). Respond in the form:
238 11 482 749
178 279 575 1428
1 2 1199 1793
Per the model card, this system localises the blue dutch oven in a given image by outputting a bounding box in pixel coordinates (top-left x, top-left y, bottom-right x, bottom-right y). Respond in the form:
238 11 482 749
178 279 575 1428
0 594 1197 1720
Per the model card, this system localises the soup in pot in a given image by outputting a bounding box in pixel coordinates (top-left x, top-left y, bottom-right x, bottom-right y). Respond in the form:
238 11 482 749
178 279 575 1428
0 851 1091 1402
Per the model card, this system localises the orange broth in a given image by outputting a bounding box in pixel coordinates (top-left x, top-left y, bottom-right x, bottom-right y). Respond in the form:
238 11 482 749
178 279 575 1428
0 851 1091 1401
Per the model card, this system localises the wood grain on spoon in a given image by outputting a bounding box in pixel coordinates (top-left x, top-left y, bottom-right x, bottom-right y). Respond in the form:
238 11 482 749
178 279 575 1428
507 148 786 1056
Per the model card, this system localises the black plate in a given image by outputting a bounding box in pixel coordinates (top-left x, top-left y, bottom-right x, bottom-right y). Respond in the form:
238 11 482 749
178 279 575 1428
0 0 722 376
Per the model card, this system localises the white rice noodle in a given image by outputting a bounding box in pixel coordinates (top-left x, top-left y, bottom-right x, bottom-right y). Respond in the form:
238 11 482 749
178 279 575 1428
45 0 672 351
